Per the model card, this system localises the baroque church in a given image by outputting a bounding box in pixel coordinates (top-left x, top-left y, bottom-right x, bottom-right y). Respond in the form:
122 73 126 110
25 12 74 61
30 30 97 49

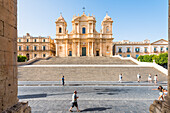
55 12 114 57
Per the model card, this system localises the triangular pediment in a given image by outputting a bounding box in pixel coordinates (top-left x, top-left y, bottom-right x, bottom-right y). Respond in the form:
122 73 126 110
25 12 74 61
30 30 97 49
151 39 168 45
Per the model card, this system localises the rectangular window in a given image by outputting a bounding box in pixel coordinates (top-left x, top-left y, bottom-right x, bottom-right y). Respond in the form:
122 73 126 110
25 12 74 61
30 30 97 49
161 47 163 51
145 48 147 52
19 46 21 51
43 39 45 42
166 47 168 51
118 48 122 53
34 46 37 51
82 27 86 34
43 54 46 57
136 54 139 58
135 48 140 52
34 54 37 57
27 39 29 42
43 46 46 50
19 39 21 42
154 47 157 51
127 48 130 52
26 46 29 51
127 54 130 57
35 39 36 42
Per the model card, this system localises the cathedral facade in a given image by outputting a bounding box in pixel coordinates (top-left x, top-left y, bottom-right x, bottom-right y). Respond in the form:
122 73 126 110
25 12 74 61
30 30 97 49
55 12 114 57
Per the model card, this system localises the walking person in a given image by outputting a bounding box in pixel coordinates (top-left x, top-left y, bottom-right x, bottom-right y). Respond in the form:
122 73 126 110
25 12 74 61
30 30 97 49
154 75 158 84
119 74 123 83
163 89 168 98
148 74 152 83
152 85 164 100
137 73 141 83
69 91 80 112
62 76 65 86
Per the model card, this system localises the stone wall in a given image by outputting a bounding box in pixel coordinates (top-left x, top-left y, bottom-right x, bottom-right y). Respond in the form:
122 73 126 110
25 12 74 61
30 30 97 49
0 0 31 112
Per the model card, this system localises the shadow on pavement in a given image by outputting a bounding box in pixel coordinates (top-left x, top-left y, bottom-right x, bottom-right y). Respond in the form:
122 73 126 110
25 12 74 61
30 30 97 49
94 88 130 95
81 107 112 112
18 94 47 99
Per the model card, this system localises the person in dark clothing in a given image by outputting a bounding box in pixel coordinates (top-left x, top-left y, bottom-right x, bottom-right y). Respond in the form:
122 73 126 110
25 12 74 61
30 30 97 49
62 76 65 86
152 85 164 100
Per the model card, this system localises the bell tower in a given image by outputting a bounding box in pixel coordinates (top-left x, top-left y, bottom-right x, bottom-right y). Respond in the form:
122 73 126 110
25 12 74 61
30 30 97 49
55 13 67 37
101 12 113 35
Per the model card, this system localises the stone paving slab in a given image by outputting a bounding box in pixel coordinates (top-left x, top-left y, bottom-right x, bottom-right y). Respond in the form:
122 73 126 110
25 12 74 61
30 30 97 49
18 86 166 113
18 81 168 86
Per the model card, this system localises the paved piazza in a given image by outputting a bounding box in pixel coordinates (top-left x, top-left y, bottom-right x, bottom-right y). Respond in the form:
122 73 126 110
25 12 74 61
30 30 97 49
18 86 166 113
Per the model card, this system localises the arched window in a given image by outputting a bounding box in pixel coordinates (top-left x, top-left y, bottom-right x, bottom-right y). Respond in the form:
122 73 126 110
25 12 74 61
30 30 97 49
106 26 109 32
107 46 109 51
59 27 62 33
82 27 86 34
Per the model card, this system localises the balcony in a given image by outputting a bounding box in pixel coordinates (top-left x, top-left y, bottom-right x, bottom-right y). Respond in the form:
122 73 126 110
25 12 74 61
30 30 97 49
160 50 165 53
18 49 53 52
154 51 158 53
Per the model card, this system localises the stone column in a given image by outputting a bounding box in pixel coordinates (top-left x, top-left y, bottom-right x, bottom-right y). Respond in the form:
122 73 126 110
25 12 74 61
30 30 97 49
92 41 94 56
100 40 102 56
0 0 31 112
56 43 58 56
66 40 68 56
88 41 90 56
78 41 80 57
110 42 113 57
72 42 74 57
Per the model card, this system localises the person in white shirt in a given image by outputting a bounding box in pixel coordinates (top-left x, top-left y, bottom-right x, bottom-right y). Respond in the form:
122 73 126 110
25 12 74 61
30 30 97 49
119 74 123 83
154 75 158 84
148 74 152 83
137 73 141 82
69 91 80 112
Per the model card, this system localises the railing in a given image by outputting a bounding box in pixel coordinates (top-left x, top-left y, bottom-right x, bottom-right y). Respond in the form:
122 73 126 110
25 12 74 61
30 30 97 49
17 56 54 66
18 49 55 52
112 55 168 75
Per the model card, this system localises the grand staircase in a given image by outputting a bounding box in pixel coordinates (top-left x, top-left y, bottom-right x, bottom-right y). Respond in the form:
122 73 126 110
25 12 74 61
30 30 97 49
30 56 137 65
18 56 167 81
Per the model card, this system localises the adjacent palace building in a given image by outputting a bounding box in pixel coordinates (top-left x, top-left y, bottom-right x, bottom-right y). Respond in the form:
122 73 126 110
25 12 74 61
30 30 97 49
113 39 168 58
17 33 55 60
17 12 168 60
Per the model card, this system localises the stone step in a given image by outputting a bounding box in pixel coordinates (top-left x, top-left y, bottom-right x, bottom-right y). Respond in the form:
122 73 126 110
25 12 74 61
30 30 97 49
31 57 137 65
18 67 167 81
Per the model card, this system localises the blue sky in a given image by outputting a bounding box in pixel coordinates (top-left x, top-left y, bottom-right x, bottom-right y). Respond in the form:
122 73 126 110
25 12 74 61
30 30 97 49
18 0 168 42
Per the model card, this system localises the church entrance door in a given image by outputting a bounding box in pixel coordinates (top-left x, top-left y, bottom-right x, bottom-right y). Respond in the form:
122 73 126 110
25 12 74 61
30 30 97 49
69 51 72 56
82 47 86 56
26 53 29 60
96 51 99 56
